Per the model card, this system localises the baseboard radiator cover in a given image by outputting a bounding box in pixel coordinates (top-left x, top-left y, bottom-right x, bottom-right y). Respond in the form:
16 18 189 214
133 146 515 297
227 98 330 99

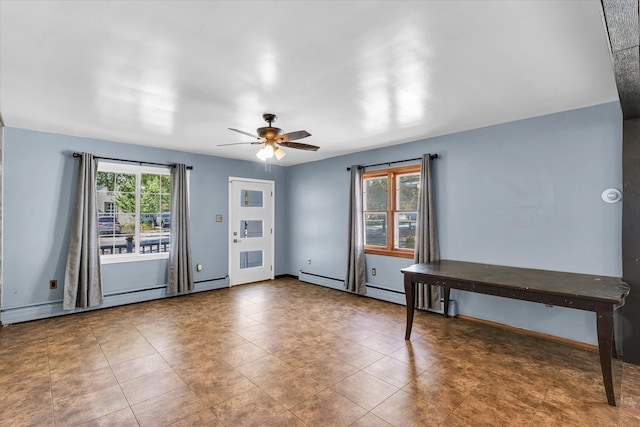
297 271 456 314
298 271 345 290
1 277 229 325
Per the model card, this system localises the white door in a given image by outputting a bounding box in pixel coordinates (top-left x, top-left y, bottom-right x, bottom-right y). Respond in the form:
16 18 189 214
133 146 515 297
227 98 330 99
229 178 274 286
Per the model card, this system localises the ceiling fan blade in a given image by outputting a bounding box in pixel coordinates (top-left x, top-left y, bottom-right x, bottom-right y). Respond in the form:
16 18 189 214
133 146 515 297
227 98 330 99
229 128 259 139
277 130 311 142
278 141 319 151
217 141 263 147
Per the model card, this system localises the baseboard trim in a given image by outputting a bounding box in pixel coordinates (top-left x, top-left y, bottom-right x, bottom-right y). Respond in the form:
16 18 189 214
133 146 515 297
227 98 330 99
1 277 229 325
457 314 598 353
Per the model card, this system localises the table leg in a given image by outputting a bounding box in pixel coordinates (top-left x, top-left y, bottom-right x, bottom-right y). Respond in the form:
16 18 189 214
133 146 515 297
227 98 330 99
596 308 616 406
443 287 451 318
404 274 415 340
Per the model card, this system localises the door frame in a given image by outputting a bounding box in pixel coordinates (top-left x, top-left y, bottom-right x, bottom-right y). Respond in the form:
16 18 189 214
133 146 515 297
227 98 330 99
228 177 275 286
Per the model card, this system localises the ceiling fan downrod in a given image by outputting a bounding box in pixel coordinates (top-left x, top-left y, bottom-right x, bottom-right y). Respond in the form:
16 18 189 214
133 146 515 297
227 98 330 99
262 113 277 127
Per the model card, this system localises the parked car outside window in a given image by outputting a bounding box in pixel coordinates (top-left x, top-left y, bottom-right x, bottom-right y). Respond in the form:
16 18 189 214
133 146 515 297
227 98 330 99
98 216 121 235
157 213 170 229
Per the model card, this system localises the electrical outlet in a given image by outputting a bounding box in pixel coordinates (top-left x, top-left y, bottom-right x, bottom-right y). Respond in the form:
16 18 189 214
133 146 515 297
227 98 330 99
196 264 203 272
372 268 376 276
49 279 57 290
307 259 311 265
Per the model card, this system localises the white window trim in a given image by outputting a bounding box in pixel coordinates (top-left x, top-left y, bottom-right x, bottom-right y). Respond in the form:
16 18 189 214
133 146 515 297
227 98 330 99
97 161 171 264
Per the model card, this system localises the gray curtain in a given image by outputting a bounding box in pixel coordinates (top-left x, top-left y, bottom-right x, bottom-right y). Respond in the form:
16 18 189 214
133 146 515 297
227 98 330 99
414 154 440 310
345 165 366 294
167 163 193 294
64 153 103 310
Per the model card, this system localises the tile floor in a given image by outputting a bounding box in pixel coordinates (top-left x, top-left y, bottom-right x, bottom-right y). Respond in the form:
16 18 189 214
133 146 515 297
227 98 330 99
1 277 639 426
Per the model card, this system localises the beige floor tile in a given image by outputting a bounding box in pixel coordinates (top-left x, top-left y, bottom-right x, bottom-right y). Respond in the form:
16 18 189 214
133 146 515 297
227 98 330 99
332 370 399 411
0 405 54 427
76 407 139 427
167 409 223 426
291 388 367 427
351 412 395 427
258 410 307 426
257 371 328 409
184 367 257 407
53 384 129 426
234 323 277 341
120 366 186 405
218 341 270 367
1 386 53 423
50 365 118 400
102 340 158 365
330 340 386 369
364 355 425 388
358 333 407 355
1 278 638 427
111 352 170 383
130 386 208 427
298 354 360 387
372 389 445 427
211 387 287 426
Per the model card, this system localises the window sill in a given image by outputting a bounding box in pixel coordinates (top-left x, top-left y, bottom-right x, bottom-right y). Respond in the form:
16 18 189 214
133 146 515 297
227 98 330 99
101 253 169 264
364 248 414 259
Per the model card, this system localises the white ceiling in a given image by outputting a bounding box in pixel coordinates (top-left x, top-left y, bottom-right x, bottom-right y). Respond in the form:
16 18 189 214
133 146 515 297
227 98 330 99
0 0 619 166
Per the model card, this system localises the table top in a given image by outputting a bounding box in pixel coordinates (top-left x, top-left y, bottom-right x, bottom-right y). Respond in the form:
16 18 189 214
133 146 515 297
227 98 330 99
402 260 629 304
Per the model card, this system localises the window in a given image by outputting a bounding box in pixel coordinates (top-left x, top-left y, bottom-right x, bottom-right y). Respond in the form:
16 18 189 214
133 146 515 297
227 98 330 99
97 162 171 263
364 165 420 258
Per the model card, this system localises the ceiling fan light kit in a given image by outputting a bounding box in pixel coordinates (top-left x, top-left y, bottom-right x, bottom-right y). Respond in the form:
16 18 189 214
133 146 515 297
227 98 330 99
256 146 270 161
256 143 285 161
274 147 286 160
220 113 319 162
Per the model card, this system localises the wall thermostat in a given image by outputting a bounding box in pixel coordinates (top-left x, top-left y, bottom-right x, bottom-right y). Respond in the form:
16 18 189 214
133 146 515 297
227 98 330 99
601 188 622 203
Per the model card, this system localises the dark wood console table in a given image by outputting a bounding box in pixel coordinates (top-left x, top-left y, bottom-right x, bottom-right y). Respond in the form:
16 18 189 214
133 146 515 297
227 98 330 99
402 260 630 406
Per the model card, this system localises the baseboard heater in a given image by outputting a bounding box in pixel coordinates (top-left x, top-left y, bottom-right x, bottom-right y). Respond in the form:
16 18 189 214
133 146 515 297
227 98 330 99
297 270 457 316
431 298 458 317
1 276 229 325
298 271 344 290
194 275 228 284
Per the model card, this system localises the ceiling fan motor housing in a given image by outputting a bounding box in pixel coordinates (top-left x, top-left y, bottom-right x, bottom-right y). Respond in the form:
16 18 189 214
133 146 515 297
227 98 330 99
257 126 282 139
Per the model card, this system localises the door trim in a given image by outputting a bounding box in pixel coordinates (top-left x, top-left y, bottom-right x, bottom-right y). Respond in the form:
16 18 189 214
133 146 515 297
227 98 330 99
228 177 275 286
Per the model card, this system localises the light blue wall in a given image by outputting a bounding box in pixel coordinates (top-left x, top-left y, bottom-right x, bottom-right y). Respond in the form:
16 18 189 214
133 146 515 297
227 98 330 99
2 128 287 316
287 102 623 345
1 102 624 346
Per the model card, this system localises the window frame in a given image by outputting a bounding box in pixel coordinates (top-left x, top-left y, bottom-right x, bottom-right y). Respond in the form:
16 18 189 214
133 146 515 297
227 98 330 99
97 161 171 264
363 165 420 259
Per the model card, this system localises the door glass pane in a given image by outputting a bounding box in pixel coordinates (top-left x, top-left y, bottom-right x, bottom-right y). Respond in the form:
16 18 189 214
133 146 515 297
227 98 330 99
241 189 263 208
240 250 263 269
365 213 387 246
397 173 420 210
364 177 388 210
240 220 263 238
396 212 417 249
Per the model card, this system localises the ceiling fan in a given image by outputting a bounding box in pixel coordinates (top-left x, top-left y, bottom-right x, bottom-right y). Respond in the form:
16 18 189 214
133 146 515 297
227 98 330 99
219 113 319 161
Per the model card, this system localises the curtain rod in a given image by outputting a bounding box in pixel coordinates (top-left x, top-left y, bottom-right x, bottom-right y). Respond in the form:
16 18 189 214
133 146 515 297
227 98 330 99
72 153 193 170
346 154 438 171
